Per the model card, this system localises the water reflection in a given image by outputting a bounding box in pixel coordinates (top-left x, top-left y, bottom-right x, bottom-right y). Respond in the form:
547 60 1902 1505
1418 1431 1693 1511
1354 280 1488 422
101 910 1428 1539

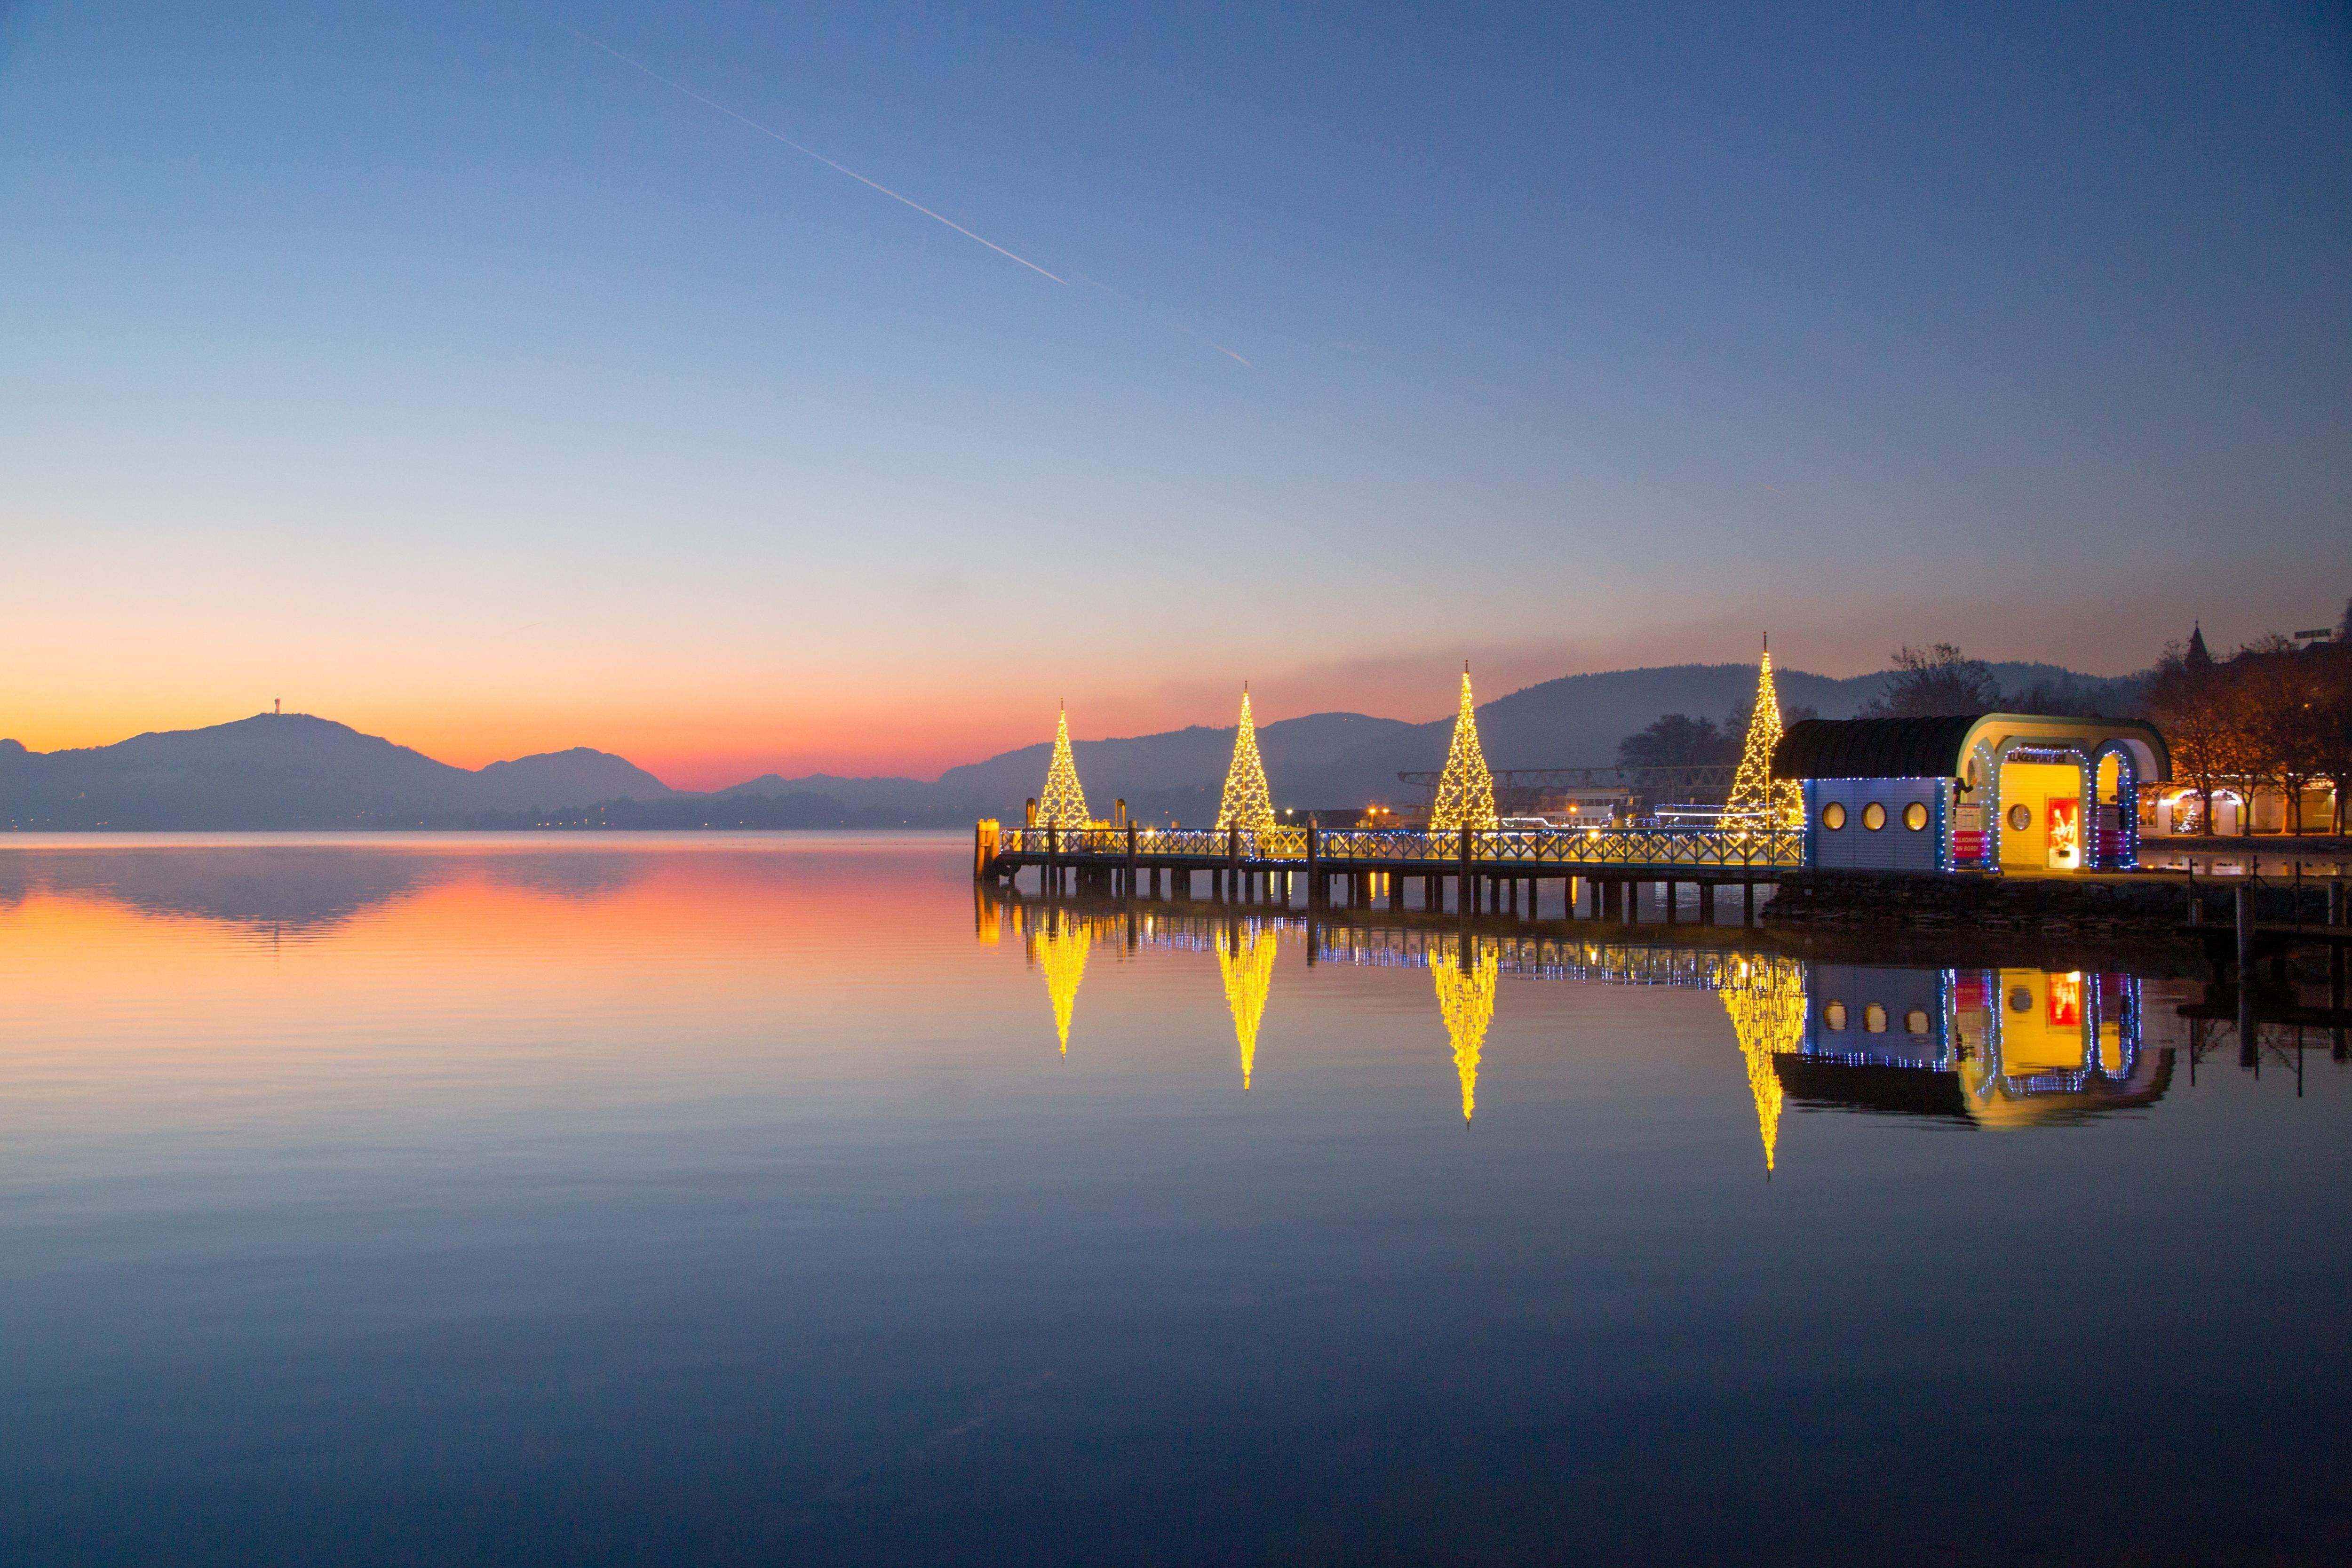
977 887 2181 1162
1430 936 1498 1122
1792 966 2170 1125
1217 923 1277 1091
1720 955 1809 1171
4 840 2343 1566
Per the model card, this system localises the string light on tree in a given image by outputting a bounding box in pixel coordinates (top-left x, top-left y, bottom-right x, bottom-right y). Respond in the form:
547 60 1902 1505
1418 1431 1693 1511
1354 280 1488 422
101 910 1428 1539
1217 923 1278 1090
1037 701 1092 828
1724 637 1804 833
1032 915 1089 1057
1433 937 1499 1123
1215 684 1277 833
1717 954 1808 1173
1429 664 1500 832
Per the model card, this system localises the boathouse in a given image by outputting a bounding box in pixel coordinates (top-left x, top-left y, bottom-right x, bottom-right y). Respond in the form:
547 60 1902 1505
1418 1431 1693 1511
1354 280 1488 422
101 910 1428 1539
1772 714 2169 874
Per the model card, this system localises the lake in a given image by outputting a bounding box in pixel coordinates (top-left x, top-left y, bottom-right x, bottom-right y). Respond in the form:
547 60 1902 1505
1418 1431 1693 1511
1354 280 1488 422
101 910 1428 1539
2 835 2345 1565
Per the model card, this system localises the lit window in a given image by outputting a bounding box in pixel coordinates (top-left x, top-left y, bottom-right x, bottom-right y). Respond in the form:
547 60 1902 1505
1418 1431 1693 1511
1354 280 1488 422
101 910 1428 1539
1824 1001 1848 1031
1821 802 1847 830
1862 802 1887 831
1864 1003 1888 1033
1903 802 1928 831
1904 1009 1931 1035
2008 803 2032 832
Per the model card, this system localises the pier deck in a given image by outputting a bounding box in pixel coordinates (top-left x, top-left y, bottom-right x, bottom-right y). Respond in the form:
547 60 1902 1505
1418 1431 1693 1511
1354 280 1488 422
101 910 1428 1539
977 821 1803 921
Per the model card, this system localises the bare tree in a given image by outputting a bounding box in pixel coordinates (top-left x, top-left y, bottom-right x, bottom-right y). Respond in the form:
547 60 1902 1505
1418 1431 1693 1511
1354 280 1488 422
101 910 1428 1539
2145 639 2245 834
1858 644 2001 718
1617 714 1735 769
2236 636 2331 834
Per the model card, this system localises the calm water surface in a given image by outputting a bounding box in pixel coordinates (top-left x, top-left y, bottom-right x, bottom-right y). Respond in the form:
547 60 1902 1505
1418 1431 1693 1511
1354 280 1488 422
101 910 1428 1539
2 835 2346 1565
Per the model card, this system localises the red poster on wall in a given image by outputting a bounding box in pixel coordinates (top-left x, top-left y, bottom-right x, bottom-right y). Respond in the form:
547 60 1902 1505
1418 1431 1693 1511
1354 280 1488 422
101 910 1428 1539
2045 797 2080 870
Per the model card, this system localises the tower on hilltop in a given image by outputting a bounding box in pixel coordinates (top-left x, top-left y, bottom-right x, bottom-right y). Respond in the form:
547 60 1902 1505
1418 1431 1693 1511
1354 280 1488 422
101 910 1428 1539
1428 665 1499 832
1215 684 1276 832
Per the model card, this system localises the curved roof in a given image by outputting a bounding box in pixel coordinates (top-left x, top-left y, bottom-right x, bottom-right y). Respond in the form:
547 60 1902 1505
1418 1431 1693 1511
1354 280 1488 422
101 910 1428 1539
1772 716 1985 780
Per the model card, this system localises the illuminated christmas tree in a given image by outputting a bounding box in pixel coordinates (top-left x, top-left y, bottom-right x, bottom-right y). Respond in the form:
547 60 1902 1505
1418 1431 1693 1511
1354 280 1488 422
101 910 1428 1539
1037 702 1092 828
1217 922 1278 1090
1428 665 1499 832
1724 639 1803 833
1215 685 1276 832
1717 954 1808 1173
1433 937 1498 1123
1033 914 1089 1057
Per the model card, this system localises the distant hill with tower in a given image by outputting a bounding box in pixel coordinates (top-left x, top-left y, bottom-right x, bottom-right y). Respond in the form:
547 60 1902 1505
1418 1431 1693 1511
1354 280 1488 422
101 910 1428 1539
0 660 2131 829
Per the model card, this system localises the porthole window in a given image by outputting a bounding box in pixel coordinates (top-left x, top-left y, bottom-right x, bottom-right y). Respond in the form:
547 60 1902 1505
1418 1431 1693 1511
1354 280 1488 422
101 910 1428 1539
1821 802 1847 830
1824 1001 1848 1031
2008 803 2032 832
1904 1009 1931 1035
1903 802 1928 831
1862 802 1887 831
2009 987 2034 1014
1864 1003 1888 1034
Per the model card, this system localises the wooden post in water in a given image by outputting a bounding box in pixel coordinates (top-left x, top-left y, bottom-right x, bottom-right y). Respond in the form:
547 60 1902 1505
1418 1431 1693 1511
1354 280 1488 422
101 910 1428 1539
1125 821 1137 899
1743 881 1755 925
2236 879 2256 987
1305 823 1320 907
1458 827 1473 919
1225 825 1240 903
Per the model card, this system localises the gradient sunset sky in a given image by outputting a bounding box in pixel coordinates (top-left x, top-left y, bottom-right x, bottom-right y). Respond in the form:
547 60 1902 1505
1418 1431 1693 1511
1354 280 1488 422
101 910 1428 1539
3 2 2346 788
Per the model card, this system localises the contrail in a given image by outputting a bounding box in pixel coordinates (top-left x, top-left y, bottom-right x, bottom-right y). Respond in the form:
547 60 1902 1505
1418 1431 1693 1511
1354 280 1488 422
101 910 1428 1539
563 25 1065 285
1073 271 1254 370
1174 323 1253 368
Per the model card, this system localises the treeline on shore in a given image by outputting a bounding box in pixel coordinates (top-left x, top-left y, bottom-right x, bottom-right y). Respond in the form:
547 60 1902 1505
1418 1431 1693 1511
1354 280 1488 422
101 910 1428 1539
2145 619 2352 835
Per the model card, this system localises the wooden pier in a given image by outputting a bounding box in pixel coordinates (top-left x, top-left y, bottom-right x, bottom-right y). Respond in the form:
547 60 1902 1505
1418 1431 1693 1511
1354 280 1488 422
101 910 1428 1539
974 821 1802 925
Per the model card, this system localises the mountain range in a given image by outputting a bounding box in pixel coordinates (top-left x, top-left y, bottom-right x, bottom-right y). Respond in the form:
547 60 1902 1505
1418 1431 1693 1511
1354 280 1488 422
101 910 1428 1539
0 660 2128 830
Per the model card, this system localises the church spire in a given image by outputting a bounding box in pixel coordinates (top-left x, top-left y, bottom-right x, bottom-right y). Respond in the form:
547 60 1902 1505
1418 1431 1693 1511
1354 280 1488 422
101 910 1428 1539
2185 621 2213 673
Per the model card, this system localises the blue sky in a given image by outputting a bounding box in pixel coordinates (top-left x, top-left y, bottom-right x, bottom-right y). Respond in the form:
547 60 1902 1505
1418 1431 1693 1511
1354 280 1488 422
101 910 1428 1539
2 1 2346 781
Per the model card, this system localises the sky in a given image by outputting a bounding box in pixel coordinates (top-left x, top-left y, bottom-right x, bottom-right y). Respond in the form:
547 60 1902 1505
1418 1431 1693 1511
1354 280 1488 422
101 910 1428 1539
3 1 2347 788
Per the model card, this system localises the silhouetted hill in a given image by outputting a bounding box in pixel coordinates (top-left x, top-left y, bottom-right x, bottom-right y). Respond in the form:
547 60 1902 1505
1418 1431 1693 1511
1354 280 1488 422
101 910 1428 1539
474 748 674 812
0 659 2133 829
0 714 674 829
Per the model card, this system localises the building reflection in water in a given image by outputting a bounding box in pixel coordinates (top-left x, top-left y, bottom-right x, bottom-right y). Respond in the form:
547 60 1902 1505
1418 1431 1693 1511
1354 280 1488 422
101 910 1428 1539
977 891 2174 1152
1785 966 2171 1126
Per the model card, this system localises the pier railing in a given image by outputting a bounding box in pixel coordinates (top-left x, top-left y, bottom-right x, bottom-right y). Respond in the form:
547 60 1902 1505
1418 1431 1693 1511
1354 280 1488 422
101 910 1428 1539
992 823 1801 871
